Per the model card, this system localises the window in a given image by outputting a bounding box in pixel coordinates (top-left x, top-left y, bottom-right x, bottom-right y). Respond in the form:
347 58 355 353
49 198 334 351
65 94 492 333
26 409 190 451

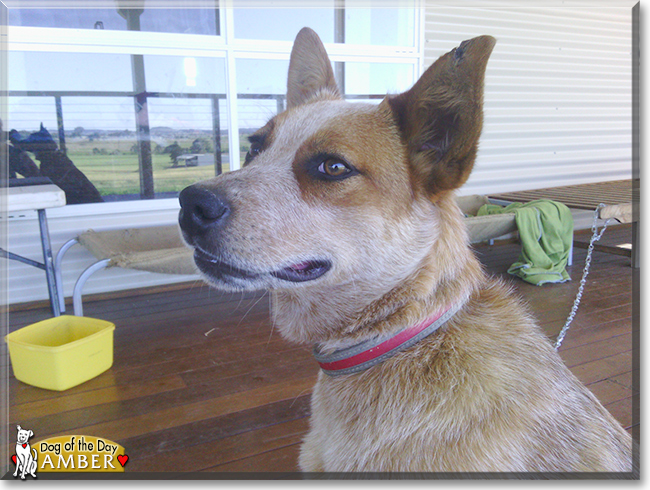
6 4 420 206
8 50 228 201
8 5 220 35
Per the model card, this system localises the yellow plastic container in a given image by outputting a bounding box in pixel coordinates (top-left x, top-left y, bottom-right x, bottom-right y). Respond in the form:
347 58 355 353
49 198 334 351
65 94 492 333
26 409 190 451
6 315 115 391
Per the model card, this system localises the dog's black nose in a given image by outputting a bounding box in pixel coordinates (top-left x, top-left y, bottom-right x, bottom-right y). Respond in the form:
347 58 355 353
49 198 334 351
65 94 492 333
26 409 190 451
178 185 231 236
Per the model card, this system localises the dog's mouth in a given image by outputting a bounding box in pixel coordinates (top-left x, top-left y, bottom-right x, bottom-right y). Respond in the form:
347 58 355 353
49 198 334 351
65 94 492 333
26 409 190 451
194 249 331 284
270 260 331 283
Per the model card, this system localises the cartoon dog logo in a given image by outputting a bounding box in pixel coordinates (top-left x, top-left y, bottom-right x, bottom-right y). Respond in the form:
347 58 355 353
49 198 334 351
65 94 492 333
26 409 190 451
13 425 38 480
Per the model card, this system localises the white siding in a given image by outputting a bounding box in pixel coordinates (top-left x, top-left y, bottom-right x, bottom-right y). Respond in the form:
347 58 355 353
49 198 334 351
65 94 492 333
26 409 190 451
422 4 634 196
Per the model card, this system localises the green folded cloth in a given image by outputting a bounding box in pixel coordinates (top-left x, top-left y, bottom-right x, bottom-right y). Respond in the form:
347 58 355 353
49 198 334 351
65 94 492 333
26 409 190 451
478 199 574 285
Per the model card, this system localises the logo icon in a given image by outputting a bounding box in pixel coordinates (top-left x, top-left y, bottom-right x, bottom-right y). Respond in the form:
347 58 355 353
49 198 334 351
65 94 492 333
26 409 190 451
12 425 38 480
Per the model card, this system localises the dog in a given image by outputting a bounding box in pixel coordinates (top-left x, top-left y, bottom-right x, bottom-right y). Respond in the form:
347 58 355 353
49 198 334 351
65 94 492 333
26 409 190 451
178 28 634 474
10 124 103 204
14 425 38 479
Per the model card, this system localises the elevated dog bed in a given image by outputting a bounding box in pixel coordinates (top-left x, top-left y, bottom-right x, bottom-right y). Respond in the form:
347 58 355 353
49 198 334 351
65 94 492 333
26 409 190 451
457 195 518 243
55 197 522 317
56 225 196 316
76 226 195 275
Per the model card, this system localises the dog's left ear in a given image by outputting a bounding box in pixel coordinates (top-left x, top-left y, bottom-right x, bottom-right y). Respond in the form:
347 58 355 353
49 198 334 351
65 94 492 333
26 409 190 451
383 35 496 195
286 27 341 109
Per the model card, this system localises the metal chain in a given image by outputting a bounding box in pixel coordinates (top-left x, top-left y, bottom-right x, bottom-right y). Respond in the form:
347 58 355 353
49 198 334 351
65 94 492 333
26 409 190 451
554 204 613 350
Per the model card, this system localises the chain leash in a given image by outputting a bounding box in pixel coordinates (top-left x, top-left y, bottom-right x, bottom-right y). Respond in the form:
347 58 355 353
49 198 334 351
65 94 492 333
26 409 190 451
554 204 613 350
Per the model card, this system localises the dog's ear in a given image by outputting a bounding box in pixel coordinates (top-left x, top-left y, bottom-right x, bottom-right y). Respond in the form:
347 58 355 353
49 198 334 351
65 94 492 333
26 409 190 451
28 430 33 438
286 27 341 109
383 35 496 195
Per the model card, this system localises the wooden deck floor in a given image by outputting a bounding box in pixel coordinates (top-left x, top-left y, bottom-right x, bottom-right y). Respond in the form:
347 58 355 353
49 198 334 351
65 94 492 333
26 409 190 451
6 224 638 475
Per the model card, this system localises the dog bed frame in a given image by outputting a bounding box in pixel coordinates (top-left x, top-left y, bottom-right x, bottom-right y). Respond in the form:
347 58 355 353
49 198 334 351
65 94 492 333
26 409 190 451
55 225 196 316
456 195 518 244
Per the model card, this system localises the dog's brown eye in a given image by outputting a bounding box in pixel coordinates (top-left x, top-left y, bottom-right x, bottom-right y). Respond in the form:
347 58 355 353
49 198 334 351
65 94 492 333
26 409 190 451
318 159 352 178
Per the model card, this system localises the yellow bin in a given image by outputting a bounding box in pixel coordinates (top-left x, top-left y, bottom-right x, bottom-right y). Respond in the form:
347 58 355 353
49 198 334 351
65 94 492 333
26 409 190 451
6 315 115 391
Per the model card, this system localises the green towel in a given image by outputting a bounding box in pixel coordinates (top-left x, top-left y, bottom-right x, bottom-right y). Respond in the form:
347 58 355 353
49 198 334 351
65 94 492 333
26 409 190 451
478 199 574 285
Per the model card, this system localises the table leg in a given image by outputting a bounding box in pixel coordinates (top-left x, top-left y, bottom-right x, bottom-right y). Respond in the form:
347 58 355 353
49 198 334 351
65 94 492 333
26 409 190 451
37 209 61 316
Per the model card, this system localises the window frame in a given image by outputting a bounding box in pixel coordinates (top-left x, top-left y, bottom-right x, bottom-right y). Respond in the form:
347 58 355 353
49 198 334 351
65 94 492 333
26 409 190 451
5 3 424 217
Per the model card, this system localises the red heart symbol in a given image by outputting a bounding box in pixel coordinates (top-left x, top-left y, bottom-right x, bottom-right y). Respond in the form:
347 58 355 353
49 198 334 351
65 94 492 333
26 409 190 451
22 444 27 448
117 454 128 467
11 455 16 465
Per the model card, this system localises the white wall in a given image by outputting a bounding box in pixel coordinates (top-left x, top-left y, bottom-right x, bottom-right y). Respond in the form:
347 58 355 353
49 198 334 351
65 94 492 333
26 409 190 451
422 2 634 196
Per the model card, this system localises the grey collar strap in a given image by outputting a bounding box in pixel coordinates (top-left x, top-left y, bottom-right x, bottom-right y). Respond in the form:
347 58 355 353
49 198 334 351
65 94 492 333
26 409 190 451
313 301 464 376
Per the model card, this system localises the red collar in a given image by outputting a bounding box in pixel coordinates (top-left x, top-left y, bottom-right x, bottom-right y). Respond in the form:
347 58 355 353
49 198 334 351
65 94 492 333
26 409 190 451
313 302 462 376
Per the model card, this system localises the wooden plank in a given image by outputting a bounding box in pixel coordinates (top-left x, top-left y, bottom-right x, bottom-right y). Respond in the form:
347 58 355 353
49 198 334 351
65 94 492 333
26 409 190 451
559 333 632 369
8 334 302 406
10 374 187 422
122 394 311 462
573 241 633 257
62 376 314 442
16 356 317 439
570 350 634 386
126 417 309 472
206 443 302 472
607 370 638 392
490 180 633 210
556 318 632 351
604 395 638 430
587 378 634 406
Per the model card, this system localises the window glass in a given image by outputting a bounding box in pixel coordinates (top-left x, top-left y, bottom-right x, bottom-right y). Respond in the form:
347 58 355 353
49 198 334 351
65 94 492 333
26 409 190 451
344 62 415 96
8 6 220 36
8 51 132 92
345 6 416 47
236 58 289 166
7 51 228 203
145 55 226 95
233 7 335 42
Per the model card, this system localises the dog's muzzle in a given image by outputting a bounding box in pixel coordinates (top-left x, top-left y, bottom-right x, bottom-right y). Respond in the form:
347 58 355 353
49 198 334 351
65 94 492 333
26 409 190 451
179 183 332 286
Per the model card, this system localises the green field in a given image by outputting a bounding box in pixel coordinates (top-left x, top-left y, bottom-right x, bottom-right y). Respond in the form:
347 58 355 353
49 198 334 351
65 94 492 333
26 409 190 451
64 135 245 198
70 152 221 197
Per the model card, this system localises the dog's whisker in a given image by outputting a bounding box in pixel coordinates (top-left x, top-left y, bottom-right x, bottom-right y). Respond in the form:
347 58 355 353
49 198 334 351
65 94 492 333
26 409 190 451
235 290 269 331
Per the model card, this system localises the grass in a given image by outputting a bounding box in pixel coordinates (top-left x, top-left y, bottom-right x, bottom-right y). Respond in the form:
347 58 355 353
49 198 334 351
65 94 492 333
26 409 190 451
64 135 245 198
71 153 223 197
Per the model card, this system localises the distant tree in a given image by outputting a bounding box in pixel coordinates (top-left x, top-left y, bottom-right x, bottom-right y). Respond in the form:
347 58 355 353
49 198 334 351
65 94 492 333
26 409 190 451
189 138 213 154
163 142 180 154
71 126 85 138
168 143 183 165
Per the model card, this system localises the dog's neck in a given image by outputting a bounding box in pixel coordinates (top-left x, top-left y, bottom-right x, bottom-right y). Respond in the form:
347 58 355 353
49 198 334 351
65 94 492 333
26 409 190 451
271 196 484 350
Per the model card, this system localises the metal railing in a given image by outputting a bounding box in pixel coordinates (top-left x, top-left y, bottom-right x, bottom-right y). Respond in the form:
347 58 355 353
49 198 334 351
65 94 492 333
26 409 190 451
7 90 383 200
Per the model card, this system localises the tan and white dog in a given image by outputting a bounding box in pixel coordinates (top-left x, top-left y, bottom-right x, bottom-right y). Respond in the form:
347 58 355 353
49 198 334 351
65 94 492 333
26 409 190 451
179 28 634 474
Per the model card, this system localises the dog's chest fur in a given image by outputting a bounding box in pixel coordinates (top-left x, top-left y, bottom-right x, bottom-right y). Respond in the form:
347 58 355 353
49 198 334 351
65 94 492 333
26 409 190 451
301 280 631 472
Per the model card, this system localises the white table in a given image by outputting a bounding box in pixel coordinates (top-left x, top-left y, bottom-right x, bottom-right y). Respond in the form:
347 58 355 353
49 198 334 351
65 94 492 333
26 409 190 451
3 181 66 316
